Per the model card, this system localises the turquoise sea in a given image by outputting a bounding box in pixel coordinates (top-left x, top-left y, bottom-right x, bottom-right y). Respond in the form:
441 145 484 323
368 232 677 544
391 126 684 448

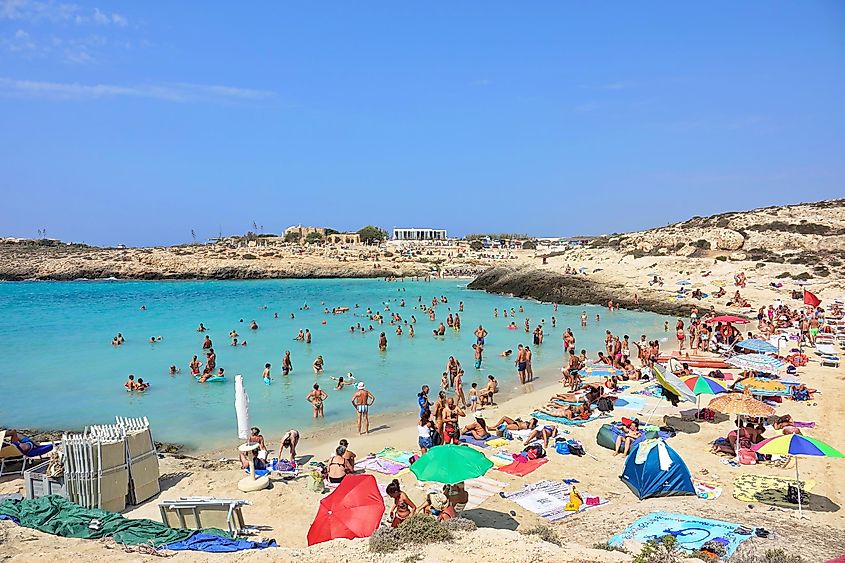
0 279 670 450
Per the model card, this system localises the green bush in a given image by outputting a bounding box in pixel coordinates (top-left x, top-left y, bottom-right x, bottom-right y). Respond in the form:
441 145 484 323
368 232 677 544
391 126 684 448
632 535 684 563
775 272 791 279
369 514 453 554
729 547 805 563
794 272 813 281
691 239 711 250
715 255 728 262
441 517 477 533
520 524 563 547
242 253 258 260
593 541 628 553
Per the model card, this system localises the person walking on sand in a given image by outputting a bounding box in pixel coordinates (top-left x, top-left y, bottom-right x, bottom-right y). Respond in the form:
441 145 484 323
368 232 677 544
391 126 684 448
306 383 327 418
352 382 375 434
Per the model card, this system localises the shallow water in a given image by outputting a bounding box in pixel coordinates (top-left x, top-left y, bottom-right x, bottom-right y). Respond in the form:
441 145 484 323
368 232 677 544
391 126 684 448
0 279 669 449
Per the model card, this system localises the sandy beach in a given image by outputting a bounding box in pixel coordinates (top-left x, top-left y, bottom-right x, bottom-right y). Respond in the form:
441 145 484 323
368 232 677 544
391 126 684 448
3 338 844 562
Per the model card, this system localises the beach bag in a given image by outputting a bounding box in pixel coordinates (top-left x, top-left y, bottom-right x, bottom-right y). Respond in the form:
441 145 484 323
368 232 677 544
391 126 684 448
738 448 757 465
307 470 325 493
596 397 614 413
522 443 546 460
566 440 586 457
787 483 805 504
555 440 570 455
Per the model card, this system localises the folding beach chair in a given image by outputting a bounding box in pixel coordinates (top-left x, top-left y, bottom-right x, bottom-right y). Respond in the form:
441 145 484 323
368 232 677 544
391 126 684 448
159 497 250 535
0 430 55 476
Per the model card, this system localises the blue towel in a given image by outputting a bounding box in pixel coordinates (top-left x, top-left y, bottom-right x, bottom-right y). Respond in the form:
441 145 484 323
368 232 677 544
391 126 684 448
532 411 601 426
459 434 491 448
162 532 277 552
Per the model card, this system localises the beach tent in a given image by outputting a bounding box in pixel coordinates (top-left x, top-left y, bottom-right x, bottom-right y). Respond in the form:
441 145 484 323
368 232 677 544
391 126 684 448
620 439 695 500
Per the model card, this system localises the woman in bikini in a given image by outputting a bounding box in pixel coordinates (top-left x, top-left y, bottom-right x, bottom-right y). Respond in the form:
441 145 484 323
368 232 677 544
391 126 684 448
326 446 352 484
306 383 327 418
386 479 416 527
461 414 490 440
494 416 539 431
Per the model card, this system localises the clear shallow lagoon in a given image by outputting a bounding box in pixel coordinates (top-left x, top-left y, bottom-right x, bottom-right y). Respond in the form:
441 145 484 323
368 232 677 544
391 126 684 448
0 279 669 450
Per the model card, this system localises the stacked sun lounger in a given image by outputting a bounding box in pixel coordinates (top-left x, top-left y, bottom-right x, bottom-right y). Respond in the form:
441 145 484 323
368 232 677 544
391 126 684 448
159 497 250 535
814 341 840 368
62 416 161 511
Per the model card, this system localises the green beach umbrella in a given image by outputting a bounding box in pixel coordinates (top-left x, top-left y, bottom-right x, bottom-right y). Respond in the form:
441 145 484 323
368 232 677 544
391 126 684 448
410 444 493 484
752 434 843 517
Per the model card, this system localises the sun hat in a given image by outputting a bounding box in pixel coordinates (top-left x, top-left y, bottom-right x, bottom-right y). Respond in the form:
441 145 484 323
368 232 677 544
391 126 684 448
357 382 365 389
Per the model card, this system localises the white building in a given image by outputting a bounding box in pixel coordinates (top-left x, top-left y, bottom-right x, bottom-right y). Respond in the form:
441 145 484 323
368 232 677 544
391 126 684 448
392 228 448 241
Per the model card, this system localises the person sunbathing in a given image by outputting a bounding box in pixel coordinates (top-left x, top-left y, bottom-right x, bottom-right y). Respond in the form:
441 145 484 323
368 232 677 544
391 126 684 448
6 430 39 454
525 425 558 447
494 416 538 431
552 391 586 403
538 403 591 420
613 421 641 456
773 414 803 435
792 384 817 401
461 415 490 440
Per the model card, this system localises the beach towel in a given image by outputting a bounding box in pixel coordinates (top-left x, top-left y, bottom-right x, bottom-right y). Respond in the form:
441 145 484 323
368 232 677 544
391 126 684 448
497 457 548 476
509 429 535 441
373 448 414 466
532 411 602 426
612 395 646 412
486 438 509 448
793 421 816 428
609 512 750 558
459 434 490 448
693 479 723 500
488 451 515 467
632 385 663 398
502 480 607 522
355 456 406 475
733 474 816 509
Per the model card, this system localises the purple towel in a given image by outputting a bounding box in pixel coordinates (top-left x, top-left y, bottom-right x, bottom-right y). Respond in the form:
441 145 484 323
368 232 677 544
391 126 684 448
793 421 816 428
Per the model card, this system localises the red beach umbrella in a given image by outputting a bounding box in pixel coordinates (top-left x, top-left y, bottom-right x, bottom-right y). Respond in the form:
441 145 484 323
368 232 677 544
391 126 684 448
705 315 749 324
306 474 385 546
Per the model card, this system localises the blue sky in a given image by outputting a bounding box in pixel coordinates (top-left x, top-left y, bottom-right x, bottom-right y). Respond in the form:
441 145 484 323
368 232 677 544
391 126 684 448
1 1 843 246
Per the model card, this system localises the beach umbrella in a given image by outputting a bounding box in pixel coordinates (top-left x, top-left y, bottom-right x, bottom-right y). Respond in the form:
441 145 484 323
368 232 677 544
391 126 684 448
652 363 696 404
733 377 789 397
708 391 776 459
705 316 749 324
234 374 250 441
410 444 493 484
681 375 728 396
726 353 786 375
752 434 843 517
307 474 385 545
736 339 778 354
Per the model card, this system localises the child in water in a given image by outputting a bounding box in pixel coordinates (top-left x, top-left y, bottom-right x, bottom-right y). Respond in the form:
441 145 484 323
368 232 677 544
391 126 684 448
262 363 272 385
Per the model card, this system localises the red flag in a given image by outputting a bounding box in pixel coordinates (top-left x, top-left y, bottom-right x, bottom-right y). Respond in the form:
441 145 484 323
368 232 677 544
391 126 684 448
804 289 821 308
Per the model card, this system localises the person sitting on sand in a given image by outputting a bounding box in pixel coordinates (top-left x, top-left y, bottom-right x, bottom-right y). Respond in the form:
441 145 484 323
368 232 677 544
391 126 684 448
713 286 726 298
613 420 641 456
526 424 558 447
480 375 498 405
461 414 490 440
444 482 468 514
792 384 817 401
420 491 450 520
386 479 416 528
326 445 352 484
494 416 539 431
339 439 356 467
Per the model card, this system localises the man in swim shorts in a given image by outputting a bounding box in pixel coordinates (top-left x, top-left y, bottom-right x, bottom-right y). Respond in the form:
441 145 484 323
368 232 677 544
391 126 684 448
351 382 375 435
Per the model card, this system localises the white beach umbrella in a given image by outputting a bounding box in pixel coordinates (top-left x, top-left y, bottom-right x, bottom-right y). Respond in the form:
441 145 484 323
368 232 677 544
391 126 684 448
234 374 250 441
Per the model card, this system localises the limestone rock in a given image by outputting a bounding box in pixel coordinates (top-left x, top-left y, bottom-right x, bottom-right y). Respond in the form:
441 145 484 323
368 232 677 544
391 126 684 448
729 251 747 261
715 228 745 250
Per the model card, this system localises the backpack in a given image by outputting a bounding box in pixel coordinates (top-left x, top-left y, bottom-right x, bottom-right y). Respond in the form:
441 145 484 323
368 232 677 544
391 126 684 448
566 439 586 457
522 443 546 459
596 397 614 412
738 448 757 465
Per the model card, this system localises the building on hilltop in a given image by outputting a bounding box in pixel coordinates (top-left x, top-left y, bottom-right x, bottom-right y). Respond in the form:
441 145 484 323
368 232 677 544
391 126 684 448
326 233 361 244
392 228 447 241
284 225 326 239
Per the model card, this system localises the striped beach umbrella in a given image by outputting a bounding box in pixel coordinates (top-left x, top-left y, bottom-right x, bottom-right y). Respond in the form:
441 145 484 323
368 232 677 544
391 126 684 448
577 364 623 378
681 375 728 396
736 339 778 354
733 377 790 397
753 435 843 517
726 353 787 375
652 363 696 404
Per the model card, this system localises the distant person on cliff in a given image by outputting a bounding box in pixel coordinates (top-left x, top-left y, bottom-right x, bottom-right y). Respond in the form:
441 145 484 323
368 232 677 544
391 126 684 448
352 382 375 435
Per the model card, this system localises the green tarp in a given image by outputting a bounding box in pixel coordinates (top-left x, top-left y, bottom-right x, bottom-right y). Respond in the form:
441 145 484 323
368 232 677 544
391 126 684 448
0 495 229 547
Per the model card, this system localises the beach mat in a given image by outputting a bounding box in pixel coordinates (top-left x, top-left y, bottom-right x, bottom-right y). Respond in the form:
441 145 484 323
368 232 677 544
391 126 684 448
502 479 607 522
693 479 723 500
609 511 751 558
532 411 602 426
497 457 548 477
487 451 516 467
733 474 816 509
373 447 413 466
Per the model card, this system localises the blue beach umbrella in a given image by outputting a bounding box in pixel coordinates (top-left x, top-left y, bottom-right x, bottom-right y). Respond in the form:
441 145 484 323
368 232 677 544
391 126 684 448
726 354 786 375
736 339 777 354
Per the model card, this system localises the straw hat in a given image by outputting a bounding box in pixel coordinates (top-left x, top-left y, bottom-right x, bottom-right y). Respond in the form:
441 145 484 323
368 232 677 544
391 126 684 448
708 391 775 416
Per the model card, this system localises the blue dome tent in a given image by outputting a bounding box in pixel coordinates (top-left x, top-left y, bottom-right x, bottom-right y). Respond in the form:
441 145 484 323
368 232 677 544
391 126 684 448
620 439 695 500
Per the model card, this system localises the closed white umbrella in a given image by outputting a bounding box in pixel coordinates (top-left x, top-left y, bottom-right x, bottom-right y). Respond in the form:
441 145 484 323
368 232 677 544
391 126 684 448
235 374 250 442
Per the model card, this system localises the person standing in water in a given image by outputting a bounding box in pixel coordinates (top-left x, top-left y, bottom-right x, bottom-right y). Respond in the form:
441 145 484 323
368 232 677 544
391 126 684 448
379 332 388 351
473 343 483 369
351 382 375 435
282 351 293 375
306 383 327 418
